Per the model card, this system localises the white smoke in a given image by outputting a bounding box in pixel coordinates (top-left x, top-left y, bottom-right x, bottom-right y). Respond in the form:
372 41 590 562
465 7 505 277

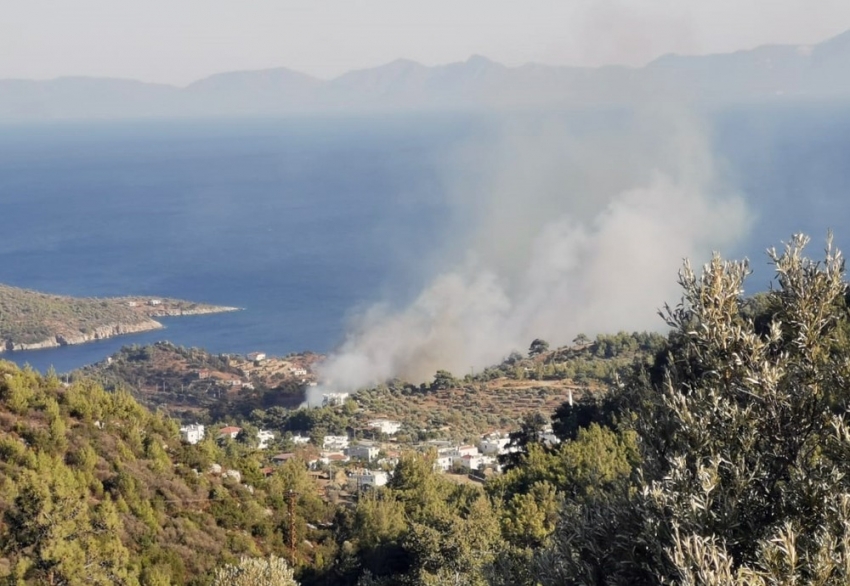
314 106 750 396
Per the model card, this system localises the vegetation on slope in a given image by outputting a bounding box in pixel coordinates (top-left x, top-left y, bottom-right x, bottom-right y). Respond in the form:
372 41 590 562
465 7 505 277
0 283 235 349
535 234 850 584
74 342 314 421
4 233 850 585
0 363 335 585
77 332 663 441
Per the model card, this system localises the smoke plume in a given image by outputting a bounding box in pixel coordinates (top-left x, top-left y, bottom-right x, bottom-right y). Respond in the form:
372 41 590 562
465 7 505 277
314 106 749 396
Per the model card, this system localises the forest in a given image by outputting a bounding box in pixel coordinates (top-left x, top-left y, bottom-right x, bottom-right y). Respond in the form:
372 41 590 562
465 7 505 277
3 233 850 585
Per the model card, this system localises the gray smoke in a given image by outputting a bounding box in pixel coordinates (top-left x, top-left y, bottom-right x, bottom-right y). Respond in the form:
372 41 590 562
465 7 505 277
314 106 749 397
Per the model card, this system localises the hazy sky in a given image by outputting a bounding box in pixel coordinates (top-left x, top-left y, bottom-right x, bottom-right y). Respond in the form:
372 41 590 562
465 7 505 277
2 0 850 85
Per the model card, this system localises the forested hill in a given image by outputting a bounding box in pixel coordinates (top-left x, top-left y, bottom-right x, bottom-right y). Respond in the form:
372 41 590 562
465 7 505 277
0 361 333 585
0 283 237 352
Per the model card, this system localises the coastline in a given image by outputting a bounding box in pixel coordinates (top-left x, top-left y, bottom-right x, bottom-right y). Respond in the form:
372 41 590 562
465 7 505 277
0 303 241 354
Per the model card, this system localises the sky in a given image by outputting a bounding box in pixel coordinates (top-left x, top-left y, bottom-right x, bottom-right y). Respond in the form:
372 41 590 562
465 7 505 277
2 0 850 86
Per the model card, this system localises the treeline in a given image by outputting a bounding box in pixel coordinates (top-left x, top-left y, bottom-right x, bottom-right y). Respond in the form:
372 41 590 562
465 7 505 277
470 331 666 385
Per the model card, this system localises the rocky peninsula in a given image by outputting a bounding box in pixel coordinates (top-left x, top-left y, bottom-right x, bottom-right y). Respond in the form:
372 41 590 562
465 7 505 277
0 283 240 353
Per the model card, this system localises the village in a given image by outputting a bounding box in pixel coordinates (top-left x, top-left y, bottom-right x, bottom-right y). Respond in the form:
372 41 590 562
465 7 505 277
82 336 650 509
172 348 577 501
179 414 564 500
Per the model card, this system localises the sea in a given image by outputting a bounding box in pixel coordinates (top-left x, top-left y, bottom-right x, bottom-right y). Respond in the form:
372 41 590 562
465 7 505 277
1 104 849 374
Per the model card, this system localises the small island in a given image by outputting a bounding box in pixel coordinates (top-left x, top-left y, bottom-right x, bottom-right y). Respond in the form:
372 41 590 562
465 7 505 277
0 283 240 353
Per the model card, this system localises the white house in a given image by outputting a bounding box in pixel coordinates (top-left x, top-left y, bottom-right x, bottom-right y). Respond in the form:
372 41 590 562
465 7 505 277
247 352 266 362
347 443 380 462
435 445 483 469
323 435 350 451
368 419 402 436
435 455 454 472
291 434 311 445
457 445 480 457
290 367 308 377
257 429 275 450
322 392 350 407
479 436 510 455
436 446 458 457
459 454 486 471
347 469 389 491
180 424 205 445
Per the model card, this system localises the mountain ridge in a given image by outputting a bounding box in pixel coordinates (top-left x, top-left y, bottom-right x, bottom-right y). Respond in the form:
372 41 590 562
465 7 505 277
2 29 850 120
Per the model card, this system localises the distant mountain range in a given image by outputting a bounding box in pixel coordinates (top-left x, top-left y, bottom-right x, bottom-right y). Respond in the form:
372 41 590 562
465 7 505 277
3 30 850 120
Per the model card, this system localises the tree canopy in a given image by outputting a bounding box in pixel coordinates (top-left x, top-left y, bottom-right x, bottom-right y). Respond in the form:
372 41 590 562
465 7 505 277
539 234 850 585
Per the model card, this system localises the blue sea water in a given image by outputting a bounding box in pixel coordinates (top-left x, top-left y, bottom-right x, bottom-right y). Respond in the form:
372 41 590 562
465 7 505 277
1 105 849 374
0 115 470 372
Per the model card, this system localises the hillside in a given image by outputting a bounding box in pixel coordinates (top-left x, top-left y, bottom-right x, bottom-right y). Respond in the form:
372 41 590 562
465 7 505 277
75 332 664 439
2 29 850 120
0 337 648 586
74 342 320 420
0 360 336 585
0 283 238 352
5 235 850 584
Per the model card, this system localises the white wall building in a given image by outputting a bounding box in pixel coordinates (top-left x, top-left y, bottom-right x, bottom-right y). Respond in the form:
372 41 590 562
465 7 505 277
479 437 510 455
323 435 350 451
180 424 205 445
257 429 275 450
322 392 350 407
435 455 454 472
368 419 402 436
459 455 486 471
347 444 380 462
348 470 389 491
291 434 311 445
